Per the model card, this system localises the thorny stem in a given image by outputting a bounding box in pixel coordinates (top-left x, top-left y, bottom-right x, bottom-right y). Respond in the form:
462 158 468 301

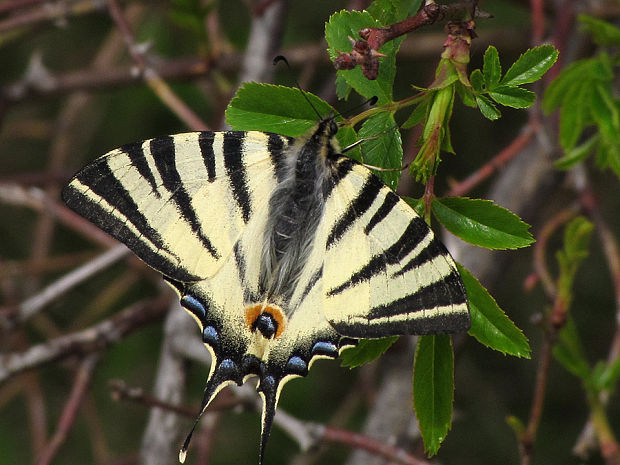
334 1 489 79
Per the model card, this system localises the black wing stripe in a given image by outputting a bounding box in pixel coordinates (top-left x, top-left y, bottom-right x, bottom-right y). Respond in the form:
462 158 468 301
198 132 217 182
324 157 355 198
392 238 448 278
75 160 166 250
326 174 383 248
298 267 323 305
268 133 290 183
364 191 399 235
368 270 467 320
150 137 220 260
233 242 256 302
327 216 430 297
223 132 252 223
63 183 197 282
122 141 160 197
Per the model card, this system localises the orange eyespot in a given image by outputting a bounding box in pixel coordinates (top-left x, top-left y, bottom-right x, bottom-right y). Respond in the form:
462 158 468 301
244 303 287 339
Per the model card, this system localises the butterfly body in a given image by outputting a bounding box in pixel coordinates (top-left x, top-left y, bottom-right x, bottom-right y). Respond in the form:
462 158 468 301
62 119 469 463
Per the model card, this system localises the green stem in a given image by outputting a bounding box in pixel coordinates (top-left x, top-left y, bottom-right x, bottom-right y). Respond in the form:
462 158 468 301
344 92 427 128
587 388 620 465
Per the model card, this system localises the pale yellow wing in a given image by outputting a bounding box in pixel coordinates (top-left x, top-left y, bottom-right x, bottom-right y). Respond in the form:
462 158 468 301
62 131 291 282
320 161 470 338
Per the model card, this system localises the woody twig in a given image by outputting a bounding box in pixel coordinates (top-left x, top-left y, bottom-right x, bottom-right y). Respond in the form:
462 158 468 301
333 0 490 79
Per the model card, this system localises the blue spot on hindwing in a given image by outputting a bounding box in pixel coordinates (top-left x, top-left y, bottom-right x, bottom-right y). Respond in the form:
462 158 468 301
311 341 338 358
202 326 218 345
181 295 206 320
286 356 307 375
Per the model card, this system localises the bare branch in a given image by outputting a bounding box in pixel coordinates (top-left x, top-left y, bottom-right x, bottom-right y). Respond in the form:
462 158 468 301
36 354 100 465
2 245 129 330
0 295 168 385
446 122 537 197
0 0 106 35
104 0 208 131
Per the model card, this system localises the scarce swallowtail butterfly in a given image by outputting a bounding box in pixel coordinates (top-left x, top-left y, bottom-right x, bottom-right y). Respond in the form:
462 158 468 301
62 115 470 464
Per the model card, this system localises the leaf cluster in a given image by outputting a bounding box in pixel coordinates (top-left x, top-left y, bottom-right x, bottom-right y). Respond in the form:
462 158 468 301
471 45 558 120
543 15 620 178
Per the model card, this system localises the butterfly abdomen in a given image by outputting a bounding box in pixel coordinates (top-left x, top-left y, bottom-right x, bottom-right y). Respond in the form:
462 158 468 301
260 121 339 301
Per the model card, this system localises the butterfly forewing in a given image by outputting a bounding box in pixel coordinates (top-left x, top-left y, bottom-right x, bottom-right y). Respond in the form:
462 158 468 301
62 131 291 282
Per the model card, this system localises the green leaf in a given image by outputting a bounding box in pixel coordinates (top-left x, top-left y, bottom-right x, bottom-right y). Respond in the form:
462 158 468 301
506 415 526 436
578 14 620 46
500 45 559 87
340 336 399 368
335 74 352 100
556 216 593 303
603 142 620 180
476 95 501 120
543 61 588 114
559 83 591 151
554 316 590 380
483 46 501 90
367 0 398 23
590 82 620 143
459 264 531 358
403 196 426 217
402 97 429 128
432 197 535 249
413 334 454 456
595 356 620 391
225 83 333 136
336 125 361 162
555 134 599 170
488 86 536 109
358 111 403 189
470 69 484 93
325 10 397 104
456 82 476 108
543 57 613 114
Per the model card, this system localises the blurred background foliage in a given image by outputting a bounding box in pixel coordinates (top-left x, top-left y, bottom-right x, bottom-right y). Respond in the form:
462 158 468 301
1 1 620 465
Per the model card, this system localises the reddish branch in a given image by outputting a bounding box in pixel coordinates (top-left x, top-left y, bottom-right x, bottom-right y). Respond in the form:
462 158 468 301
36 354 100 465
447 121 538 197
322 426 431 465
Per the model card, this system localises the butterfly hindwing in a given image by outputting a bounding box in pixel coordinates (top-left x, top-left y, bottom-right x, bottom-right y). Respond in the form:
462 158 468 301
62 131 291 282
322 162 470 337
173 190 355 464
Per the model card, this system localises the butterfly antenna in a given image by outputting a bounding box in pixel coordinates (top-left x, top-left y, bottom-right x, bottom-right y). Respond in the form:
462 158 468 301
273 55 323 120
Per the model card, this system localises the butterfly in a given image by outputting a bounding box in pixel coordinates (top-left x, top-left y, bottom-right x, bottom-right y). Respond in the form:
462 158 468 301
62 116 470 463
